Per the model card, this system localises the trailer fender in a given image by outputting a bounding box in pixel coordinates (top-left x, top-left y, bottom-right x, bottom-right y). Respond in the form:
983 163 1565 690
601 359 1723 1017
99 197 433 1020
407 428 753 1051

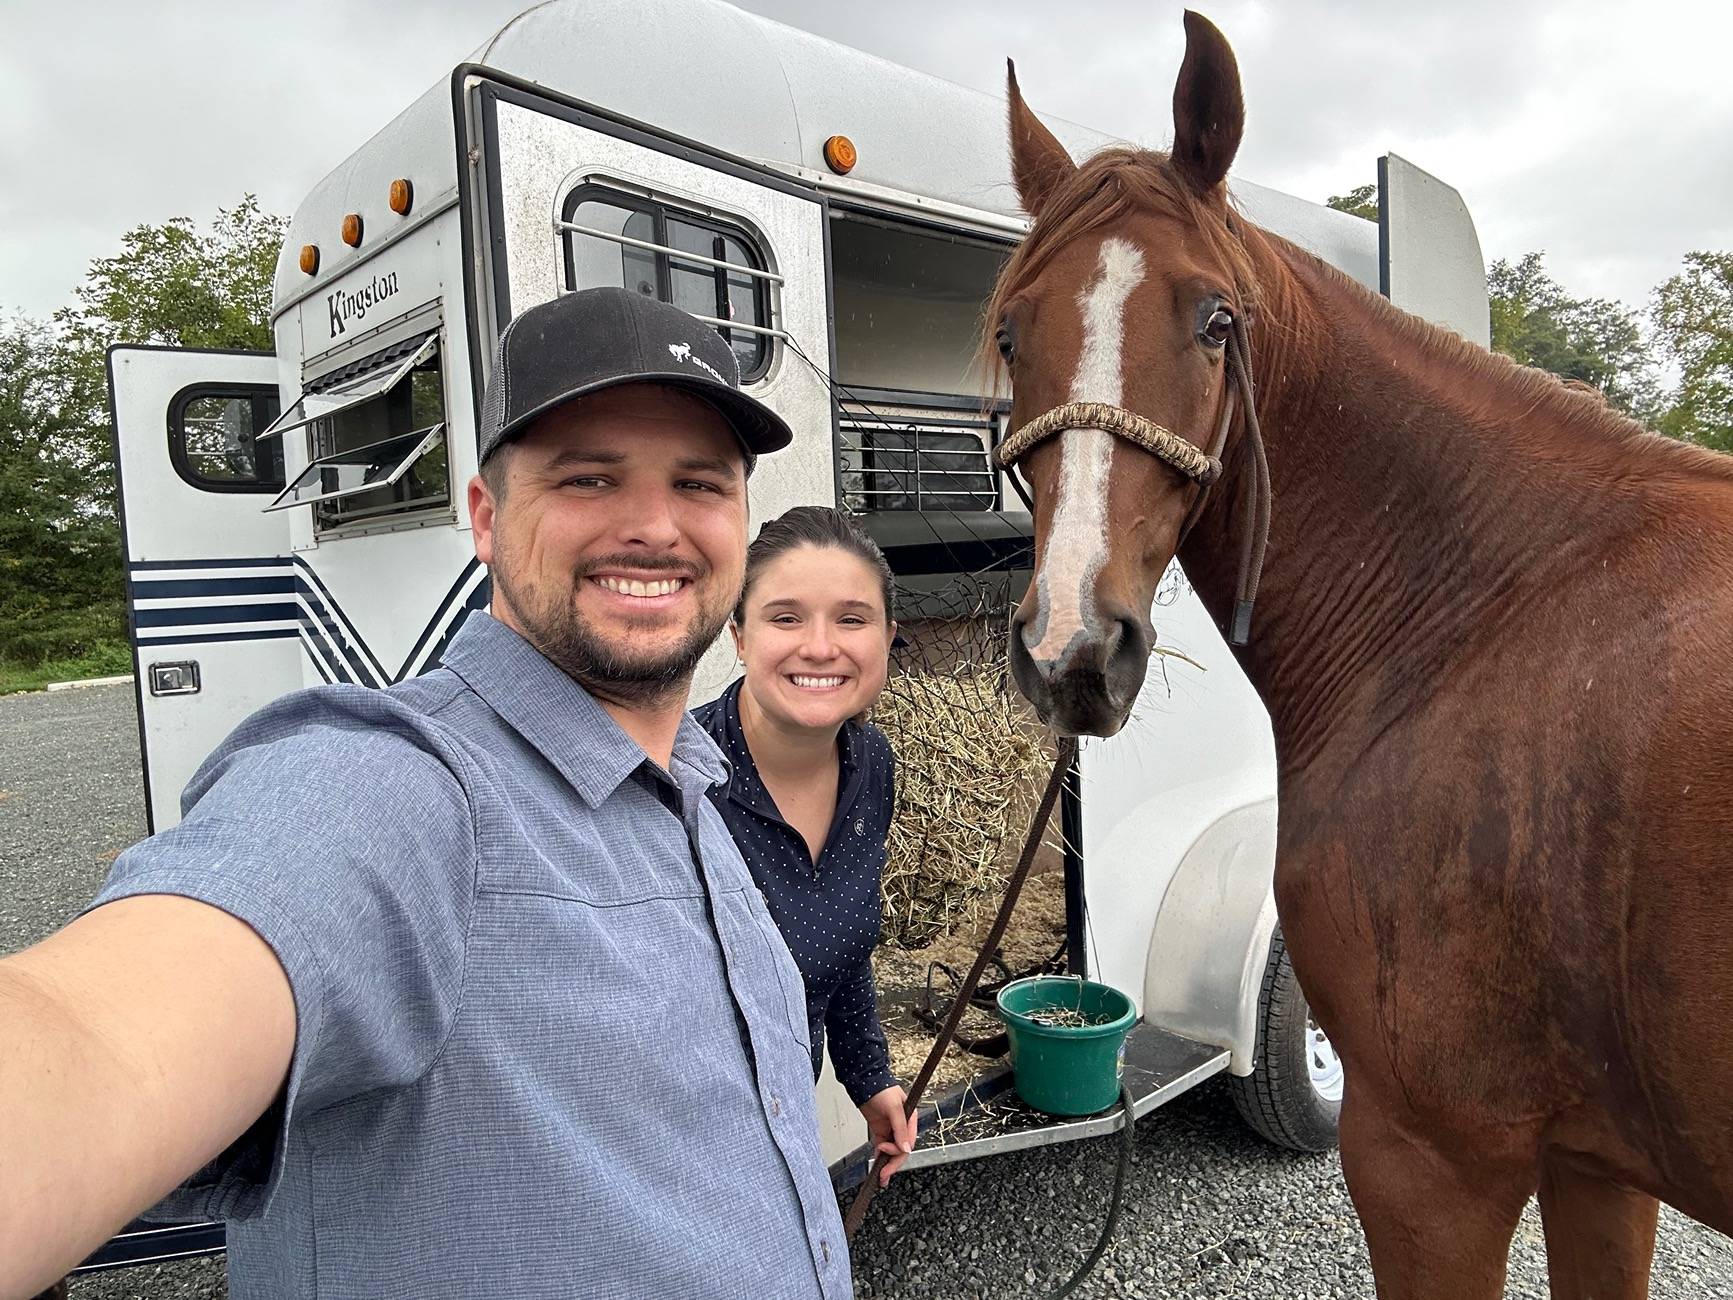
1139 797 1279 1075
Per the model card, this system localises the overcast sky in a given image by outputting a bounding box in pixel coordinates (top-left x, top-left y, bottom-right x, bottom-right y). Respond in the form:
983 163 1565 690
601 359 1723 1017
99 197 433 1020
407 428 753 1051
4 0 1729 324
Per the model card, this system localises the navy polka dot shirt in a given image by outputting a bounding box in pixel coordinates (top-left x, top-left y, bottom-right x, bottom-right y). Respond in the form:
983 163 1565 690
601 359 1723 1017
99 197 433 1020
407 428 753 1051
692 679 898 1106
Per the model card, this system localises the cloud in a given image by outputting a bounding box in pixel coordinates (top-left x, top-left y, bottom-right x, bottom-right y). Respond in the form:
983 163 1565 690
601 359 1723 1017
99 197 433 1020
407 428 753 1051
0 0 524 319
2 0 1727 322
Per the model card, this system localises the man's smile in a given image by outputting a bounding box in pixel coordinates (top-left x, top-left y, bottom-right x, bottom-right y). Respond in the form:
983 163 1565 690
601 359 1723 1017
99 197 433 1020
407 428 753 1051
590 575 689 599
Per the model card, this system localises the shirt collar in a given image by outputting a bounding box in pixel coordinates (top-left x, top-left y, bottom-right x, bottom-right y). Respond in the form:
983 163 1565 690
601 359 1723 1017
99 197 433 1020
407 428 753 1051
715 676 865 821
439 611 728 808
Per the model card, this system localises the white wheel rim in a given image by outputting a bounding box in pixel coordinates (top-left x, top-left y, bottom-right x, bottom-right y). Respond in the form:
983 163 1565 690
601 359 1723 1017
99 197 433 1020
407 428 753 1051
1307 1018 1344 1103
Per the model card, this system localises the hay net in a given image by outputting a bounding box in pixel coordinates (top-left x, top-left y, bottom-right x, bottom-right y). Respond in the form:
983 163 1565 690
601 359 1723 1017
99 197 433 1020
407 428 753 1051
871 576 1053 951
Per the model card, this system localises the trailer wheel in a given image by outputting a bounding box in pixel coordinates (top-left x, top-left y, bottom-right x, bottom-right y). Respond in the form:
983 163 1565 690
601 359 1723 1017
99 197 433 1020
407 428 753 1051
1228 928 1341 1152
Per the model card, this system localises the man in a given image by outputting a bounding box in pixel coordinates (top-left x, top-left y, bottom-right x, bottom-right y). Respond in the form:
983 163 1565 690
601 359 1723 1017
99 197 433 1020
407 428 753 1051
0 289 853 1300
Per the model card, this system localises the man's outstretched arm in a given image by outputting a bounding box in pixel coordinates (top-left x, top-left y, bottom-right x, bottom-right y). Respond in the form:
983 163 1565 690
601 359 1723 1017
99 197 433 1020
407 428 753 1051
0 894 295 1299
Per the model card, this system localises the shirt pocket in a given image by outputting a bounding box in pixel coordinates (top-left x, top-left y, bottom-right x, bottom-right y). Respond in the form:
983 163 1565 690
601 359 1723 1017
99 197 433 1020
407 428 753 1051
747 892 812 1046
481 829 707 906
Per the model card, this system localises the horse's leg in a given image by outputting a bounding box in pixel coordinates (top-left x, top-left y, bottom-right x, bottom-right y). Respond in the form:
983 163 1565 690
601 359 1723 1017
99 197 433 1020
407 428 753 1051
1339 1096 1533 1299
1536 1152 1658 1299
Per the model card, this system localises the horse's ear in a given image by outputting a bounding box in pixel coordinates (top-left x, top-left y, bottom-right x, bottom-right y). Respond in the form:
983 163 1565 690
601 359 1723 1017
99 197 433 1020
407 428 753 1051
1170 10 1244 195
1006 60 1076 218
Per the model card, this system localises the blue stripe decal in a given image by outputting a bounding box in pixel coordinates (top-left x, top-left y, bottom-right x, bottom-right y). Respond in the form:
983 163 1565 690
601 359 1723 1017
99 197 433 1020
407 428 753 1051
128 556 485 686
294 605 362 686
136 628 300 648
294 612 355 685
292 559 389 683
134 602 301 629
420 582 491 674
402 559 487 672
133 577 297 599
292 581 378 686
129 557 289 572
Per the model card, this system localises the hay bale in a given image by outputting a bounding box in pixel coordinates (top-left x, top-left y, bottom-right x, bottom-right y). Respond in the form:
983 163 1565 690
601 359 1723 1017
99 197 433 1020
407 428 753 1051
873 659 1050 948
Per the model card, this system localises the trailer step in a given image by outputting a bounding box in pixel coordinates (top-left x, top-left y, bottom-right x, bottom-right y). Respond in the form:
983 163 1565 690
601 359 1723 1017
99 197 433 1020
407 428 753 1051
896 1024 1229 1173
75 1219 226 1274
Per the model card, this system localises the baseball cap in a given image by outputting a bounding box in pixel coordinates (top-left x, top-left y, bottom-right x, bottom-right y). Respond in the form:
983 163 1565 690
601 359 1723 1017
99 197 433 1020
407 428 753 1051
477 287 795 469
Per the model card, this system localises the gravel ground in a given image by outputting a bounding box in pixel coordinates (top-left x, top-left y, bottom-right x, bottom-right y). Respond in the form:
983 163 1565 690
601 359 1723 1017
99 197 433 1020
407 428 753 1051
5 682 1731 1300
0 682 148 957
846 1084 1733 1299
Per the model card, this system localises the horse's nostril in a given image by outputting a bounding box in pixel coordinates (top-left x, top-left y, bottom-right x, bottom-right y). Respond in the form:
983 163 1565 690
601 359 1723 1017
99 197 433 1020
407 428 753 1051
1105 613 1149 680
1102 618 1125 659
1011 609 1045 666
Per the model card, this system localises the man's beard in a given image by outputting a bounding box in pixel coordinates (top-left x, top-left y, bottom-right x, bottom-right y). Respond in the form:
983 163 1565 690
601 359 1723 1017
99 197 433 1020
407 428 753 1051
491 551 729 708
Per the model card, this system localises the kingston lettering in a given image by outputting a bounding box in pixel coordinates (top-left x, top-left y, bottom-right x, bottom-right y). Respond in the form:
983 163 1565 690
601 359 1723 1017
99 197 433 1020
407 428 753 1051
327 271 401 336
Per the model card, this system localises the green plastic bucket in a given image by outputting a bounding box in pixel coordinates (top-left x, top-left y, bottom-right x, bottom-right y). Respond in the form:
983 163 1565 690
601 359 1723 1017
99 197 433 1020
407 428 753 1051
996 976 1137 1116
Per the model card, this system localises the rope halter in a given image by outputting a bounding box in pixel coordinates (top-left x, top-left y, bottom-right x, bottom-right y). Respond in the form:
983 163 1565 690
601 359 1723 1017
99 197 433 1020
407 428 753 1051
992 401 1223 485
989 315 1269 647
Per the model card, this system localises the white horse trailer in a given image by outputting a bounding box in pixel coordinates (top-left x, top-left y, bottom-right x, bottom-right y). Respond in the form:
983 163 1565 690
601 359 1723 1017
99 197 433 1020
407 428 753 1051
99 0 1489 1272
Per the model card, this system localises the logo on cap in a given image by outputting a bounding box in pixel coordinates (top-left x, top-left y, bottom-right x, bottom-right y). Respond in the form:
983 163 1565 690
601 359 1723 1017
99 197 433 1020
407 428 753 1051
668 342 727 386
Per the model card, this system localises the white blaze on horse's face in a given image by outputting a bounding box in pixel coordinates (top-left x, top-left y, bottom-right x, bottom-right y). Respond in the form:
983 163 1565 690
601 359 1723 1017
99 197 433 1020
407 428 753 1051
1026 236 1146 667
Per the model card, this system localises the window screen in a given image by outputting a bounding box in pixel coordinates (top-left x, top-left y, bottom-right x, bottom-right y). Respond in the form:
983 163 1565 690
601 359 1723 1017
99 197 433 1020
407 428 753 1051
838 401 998 513
263 334 450 529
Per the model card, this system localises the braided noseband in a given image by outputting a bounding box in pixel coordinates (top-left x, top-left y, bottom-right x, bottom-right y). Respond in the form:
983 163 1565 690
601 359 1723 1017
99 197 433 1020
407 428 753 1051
993 401 1222 485
990 314 1269 647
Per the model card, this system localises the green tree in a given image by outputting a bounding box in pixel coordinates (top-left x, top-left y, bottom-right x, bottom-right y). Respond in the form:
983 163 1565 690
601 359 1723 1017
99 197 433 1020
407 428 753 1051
0 197 285 673
1651 251 1733 453
0 319 127 665
1326 184 1379 223
53 196 286 515
1487 252 1661 420
56 195 283 356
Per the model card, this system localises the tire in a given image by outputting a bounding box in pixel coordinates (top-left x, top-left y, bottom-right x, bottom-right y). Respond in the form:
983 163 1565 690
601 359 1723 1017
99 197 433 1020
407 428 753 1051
1228 928 1342 1152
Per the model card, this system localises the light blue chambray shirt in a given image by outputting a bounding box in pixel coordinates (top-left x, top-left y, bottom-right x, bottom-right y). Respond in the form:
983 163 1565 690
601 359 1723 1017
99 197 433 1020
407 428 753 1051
91 611 851 1300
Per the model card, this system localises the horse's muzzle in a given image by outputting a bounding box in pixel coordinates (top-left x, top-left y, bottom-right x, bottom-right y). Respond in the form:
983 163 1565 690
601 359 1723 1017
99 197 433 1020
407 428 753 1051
1009 605 1150 737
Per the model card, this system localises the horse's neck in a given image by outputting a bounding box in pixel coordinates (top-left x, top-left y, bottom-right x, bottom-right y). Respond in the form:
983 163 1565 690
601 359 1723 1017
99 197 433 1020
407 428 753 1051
1178 237 1671 774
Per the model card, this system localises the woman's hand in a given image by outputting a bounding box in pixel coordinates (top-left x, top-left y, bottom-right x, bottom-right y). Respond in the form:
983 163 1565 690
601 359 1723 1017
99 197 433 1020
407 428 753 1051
859 1085 917 1187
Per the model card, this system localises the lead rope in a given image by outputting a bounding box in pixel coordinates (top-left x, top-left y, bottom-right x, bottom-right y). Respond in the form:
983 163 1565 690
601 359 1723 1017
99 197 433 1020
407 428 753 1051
1179 317 1269 646
1225 320 1272 646
843 738 1135 1297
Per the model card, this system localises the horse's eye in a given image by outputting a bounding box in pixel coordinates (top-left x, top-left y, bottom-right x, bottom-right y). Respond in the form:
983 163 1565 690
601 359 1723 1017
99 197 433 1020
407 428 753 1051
1202 307 1234 347
996 324 1016 364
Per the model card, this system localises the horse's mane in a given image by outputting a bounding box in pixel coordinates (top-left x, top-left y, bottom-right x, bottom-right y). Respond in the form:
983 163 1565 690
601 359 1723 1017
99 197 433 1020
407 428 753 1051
1294 246 1731 473
981 147 1732 482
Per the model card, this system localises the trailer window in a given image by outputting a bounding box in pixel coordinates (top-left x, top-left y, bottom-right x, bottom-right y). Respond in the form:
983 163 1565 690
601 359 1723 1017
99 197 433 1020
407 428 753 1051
829 213 1013 516
560 185 773 382
262 333 450 528
839 399 1000 513
169 385 284 493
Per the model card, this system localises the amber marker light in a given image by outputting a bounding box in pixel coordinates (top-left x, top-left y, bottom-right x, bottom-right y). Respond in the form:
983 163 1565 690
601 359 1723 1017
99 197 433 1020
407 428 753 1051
823 135 857 175
341 214 364 247
299 245 320 275
389 179 413 215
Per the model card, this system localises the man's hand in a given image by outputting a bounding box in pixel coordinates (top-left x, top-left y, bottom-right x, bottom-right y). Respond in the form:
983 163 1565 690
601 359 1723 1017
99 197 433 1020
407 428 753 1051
858 1085 917 1188
0 895 296 1299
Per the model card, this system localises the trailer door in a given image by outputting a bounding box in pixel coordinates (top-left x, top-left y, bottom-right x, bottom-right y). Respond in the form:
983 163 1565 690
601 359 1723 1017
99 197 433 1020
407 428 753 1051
1379 152 1491 348
109 346 300 831
466 79 836 718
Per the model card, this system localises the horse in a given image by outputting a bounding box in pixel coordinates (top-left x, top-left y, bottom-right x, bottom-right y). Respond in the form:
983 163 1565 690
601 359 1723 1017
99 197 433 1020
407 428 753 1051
990 12 1733 1298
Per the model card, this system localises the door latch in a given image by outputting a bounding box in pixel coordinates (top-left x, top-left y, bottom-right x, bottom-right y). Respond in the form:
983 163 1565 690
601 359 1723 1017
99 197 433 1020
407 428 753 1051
148 661 201 697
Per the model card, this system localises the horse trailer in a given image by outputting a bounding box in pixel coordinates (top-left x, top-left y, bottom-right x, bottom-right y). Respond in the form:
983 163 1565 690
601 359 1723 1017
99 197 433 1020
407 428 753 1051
95 0 1489 1273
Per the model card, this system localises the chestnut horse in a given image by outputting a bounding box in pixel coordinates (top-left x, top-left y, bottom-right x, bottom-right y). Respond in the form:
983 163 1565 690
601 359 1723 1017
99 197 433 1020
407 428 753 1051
992 12 1733 1299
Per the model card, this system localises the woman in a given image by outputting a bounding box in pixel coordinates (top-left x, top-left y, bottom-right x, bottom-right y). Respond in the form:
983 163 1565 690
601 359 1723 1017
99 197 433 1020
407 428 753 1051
692 506 917 1186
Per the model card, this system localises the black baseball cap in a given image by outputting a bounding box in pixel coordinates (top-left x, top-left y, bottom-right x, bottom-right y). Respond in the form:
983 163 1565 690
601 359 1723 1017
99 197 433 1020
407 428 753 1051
477 287 794 469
